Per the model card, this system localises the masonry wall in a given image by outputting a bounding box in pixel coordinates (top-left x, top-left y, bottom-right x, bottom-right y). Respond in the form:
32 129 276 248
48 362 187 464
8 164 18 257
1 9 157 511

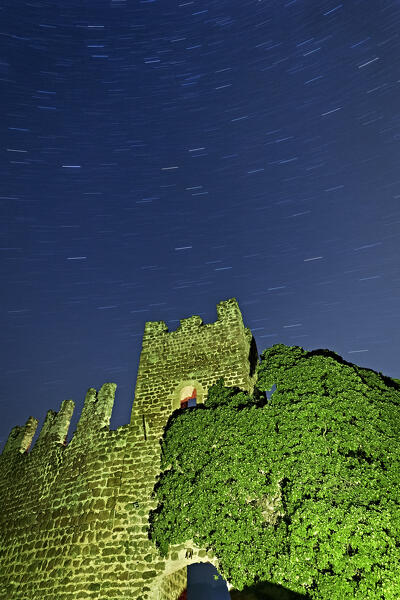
0 298 257 600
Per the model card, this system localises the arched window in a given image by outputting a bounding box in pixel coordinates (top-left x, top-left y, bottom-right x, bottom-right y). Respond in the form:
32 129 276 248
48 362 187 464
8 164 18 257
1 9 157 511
180 386 197 409
172 381 203 412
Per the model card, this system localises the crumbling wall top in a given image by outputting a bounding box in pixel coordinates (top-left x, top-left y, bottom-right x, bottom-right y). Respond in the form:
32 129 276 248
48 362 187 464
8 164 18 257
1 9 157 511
142 298 243 344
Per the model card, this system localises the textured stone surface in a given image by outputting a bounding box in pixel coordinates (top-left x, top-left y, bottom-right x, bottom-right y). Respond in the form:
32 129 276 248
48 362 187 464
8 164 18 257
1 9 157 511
0 298 257 600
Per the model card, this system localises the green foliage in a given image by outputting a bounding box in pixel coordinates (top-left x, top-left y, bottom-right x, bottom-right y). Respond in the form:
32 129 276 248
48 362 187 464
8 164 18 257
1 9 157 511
149 344 400 599
204 378 258 410
256 343 307 392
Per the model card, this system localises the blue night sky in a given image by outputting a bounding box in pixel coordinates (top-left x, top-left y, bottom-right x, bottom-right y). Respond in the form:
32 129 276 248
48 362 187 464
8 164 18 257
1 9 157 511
1 1 400 596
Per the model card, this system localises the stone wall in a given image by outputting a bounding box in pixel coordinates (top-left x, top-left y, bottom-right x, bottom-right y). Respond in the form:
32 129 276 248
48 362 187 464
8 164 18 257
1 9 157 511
0 298 258 600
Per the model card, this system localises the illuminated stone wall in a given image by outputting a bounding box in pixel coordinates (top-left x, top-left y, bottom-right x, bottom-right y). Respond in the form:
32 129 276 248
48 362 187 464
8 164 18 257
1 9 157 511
0 298 258 600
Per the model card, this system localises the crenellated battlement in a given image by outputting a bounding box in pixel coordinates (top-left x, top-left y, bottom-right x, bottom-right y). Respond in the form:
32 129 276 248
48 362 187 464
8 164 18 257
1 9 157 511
0 383 120 461
142 298 245 343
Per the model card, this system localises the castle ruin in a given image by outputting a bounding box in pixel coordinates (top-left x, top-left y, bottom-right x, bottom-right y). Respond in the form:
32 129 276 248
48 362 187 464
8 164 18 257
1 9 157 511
0 298 258 600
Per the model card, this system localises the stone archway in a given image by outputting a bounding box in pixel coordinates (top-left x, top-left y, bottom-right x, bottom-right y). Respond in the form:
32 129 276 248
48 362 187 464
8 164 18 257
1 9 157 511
146 539 229 600
171 380 205 411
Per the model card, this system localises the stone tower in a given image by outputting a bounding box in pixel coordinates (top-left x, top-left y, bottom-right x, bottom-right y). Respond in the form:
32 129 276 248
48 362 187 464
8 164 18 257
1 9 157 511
0 298 258 600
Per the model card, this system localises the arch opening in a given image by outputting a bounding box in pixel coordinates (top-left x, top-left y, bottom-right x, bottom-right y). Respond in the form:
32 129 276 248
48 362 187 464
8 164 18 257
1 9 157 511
172 380 204 411
180 386 197 409
177 562 230 600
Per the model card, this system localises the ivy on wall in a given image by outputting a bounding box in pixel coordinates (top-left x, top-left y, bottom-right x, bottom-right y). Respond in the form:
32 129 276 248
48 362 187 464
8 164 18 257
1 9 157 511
149 344 400 599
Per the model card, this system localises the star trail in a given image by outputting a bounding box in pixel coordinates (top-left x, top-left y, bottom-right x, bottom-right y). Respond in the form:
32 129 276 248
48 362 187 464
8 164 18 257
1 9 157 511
1 0 400 504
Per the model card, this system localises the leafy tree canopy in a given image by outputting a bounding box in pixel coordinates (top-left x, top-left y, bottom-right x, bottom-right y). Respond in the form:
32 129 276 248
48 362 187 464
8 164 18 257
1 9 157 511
149 344 400 599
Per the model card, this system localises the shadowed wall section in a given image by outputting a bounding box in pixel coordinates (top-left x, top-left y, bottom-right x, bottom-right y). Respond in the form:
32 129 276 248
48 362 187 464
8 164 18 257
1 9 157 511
0 298 258 600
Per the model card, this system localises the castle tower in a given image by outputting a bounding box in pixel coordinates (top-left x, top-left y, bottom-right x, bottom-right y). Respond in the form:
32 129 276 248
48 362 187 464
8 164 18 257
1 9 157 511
131 296 258 443
0 298 258 600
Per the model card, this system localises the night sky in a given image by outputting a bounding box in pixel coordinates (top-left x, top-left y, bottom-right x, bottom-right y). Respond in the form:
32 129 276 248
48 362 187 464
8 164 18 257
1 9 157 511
2 1 400 596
